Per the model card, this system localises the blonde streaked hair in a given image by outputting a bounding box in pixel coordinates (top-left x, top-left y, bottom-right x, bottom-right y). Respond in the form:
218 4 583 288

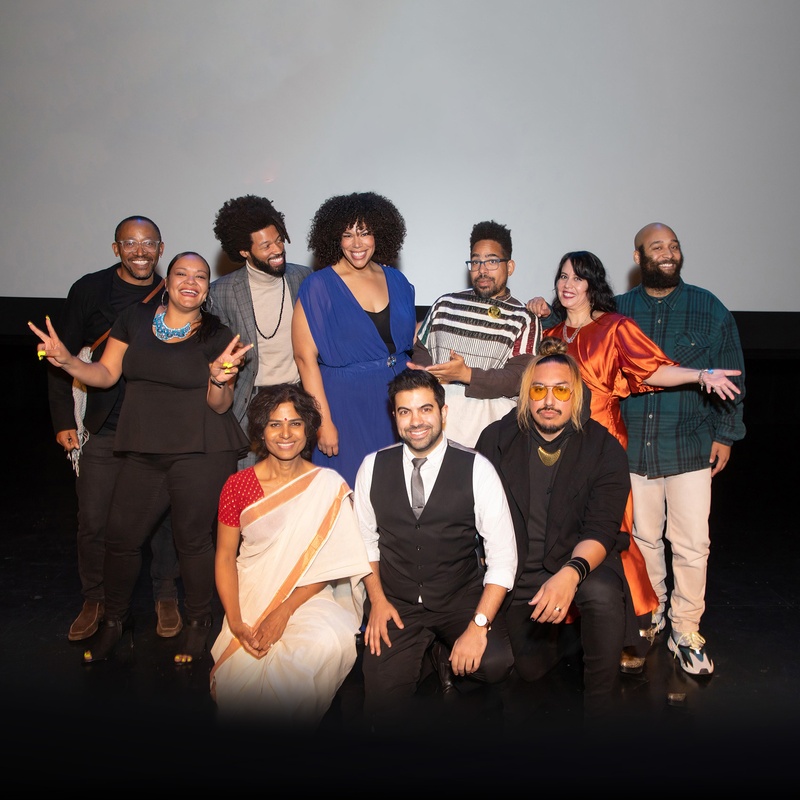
516 337 585 433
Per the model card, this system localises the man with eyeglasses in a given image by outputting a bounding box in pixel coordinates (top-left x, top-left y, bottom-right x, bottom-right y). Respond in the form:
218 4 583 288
411 220 543 448
47 215 180 642
475 337 633 723
210 195 311 468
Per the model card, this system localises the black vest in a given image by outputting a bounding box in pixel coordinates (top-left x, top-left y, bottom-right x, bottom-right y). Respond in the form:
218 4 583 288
370 442 483 611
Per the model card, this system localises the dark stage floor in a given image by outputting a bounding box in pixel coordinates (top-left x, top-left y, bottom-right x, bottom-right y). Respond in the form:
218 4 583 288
3 342 799 788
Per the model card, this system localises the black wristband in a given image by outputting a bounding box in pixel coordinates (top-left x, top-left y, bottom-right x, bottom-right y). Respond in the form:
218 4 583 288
209 376 227 388
564 556 590 584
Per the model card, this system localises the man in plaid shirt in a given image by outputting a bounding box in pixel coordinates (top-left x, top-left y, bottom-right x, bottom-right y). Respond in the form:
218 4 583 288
616 222 746 677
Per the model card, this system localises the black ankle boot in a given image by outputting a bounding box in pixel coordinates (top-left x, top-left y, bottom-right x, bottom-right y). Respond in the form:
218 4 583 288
83 617 134 664
174 616 212 665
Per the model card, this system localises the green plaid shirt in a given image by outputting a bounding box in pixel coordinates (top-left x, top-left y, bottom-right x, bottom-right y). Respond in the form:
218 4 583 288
615 280 746 478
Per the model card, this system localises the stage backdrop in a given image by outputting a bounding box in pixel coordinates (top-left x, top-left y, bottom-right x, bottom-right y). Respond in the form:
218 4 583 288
2 0 799 313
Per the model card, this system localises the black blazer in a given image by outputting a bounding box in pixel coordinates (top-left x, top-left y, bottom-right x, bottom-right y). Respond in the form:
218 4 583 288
475 409 630 591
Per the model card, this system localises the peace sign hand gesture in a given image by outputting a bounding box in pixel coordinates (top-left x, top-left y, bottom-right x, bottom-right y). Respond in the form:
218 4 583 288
209 335 254 387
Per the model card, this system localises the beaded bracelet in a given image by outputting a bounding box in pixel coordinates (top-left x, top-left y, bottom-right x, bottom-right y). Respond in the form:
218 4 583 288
697 368 714 389
564 556 590 584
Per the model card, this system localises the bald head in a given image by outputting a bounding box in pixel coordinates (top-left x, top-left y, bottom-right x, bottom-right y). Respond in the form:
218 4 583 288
633 222 683 294
634 222 677 250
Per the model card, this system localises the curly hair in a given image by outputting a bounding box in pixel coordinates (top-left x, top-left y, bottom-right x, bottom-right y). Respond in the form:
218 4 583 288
213 195 291 262
470 220 512 258
306 191 406 268
551 250 617 320
247 383 322 461
516 337 585 433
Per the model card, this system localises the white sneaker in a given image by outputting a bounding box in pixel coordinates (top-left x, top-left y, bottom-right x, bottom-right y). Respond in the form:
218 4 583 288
668 630 714 676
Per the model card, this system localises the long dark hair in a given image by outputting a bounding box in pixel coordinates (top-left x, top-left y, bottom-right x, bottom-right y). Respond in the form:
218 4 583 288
551 250 617 320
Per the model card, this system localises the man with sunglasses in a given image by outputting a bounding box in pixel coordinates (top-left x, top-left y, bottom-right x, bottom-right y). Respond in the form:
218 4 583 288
475 337 632 722
47 216 180 643
410 220 544 448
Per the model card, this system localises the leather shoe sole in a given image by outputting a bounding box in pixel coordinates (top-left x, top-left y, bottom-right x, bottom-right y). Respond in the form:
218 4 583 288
68 601 104 641
156 599 183 638
620 647 646 674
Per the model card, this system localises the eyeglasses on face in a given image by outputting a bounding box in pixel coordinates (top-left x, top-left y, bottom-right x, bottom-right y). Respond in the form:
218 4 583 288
528 383 573 402
117 239 161 252
466 259 509 272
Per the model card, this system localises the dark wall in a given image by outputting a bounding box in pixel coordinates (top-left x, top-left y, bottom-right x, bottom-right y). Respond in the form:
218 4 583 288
3 297 799 357
5 299 797 535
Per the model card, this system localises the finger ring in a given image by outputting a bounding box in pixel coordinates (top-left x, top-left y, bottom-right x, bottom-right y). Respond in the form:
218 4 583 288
554 606 561 612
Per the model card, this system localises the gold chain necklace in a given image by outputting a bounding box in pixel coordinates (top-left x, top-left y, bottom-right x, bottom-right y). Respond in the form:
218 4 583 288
537 446 561 466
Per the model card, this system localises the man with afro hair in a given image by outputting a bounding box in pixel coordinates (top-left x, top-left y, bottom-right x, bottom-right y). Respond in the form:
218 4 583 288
210 195 311 468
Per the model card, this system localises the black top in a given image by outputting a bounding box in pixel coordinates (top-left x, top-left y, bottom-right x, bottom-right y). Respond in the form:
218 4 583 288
47 265 164 435
110 303 249 456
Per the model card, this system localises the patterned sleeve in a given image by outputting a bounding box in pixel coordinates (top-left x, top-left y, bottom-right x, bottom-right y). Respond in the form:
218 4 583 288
217 467 263 527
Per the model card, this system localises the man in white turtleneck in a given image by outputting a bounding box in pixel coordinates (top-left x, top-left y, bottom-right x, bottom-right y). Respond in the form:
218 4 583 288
210 195 312 468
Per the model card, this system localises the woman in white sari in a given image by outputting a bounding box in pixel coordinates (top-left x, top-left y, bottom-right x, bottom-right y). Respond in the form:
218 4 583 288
210 383 371 728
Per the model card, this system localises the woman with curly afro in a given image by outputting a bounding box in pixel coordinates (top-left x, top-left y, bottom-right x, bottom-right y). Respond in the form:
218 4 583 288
292 192 416 487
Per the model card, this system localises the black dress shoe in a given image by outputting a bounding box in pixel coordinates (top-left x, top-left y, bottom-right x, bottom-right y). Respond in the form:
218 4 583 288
430 641 457 698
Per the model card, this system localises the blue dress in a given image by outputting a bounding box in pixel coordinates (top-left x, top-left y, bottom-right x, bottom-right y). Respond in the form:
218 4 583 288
297 265 416 487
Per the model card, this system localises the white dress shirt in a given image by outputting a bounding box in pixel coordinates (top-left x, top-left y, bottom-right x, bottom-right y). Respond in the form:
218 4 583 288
353 435 517 591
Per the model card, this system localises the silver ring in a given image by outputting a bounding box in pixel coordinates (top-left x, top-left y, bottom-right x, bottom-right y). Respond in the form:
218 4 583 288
554 606 561 612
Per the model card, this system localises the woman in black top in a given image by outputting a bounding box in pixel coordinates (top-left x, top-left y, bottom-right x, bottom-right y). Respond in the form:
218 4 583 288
31 252 253 664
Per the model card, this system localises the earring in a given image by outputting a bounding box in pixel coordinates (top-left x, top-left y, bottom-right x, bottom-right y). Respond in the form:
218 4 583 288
202 294 214 312
161 289 168 306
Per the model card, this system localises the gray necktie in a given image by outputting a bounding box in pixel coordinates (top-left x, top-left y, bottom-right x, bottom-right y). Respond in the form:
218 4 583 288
411 457 428 519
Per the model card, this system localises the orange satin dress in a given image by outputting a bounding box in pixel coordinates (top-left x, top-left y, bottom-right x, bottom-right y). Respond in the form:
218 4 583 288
545 312 677 616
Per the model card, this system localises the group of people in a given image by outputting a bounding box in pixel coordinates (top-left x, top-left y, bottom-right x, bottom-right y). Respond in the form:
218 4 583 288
31 194 745 732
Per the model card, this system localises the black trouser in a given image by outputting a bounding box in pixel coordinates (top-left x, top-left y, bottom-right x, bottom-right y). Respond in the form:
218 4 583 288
506 563 625 719
76 430 179 603
362 598 514 729
103 450 237 622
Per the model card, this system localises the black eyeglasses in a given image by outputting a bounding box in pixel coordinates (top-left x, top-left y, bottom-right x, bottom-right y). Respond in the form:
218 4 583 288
117 239 161 252
466 259 509 272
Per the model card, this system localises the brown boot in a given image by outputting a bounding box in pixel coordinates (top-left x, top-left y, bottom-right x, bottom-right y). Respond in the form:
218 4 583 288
156 599 183 638
68 601 104 641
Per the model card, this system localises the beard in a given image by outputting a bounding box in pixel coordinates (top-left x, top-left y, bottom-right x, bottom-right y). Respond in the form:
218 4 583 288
400 422 443 454
471 274 508 300
638 247 683 290
249 251 286 277
533 408 569 436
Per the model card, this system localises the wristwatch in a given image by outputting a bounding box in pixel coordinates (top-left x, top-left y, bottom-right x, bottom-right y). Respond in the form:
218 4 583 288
472 612 492 631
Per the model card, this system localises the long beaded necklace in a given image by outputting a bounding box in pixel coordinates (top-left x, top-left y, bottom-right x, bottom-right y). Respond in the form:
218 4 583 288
153 311 194 341
253 276 286 340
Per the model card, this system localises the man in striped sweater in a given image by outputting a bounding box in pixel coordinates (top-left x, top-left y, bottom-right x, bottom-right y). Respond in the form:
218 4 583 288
410 220 543 448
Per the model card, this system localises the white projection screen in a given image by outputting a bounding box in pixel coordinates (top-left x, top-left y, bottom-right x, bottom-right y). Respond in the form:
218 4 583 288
2 0 799 313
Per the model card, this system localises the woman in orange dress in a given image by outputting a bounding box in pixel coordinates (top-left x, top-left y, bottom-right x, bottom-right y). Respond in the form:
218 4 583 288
529 251 741 670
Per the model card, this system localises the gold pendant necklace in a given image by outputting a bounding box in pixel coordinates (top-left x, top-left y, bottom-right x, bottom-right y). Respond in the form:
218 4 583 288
537 446 561 466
